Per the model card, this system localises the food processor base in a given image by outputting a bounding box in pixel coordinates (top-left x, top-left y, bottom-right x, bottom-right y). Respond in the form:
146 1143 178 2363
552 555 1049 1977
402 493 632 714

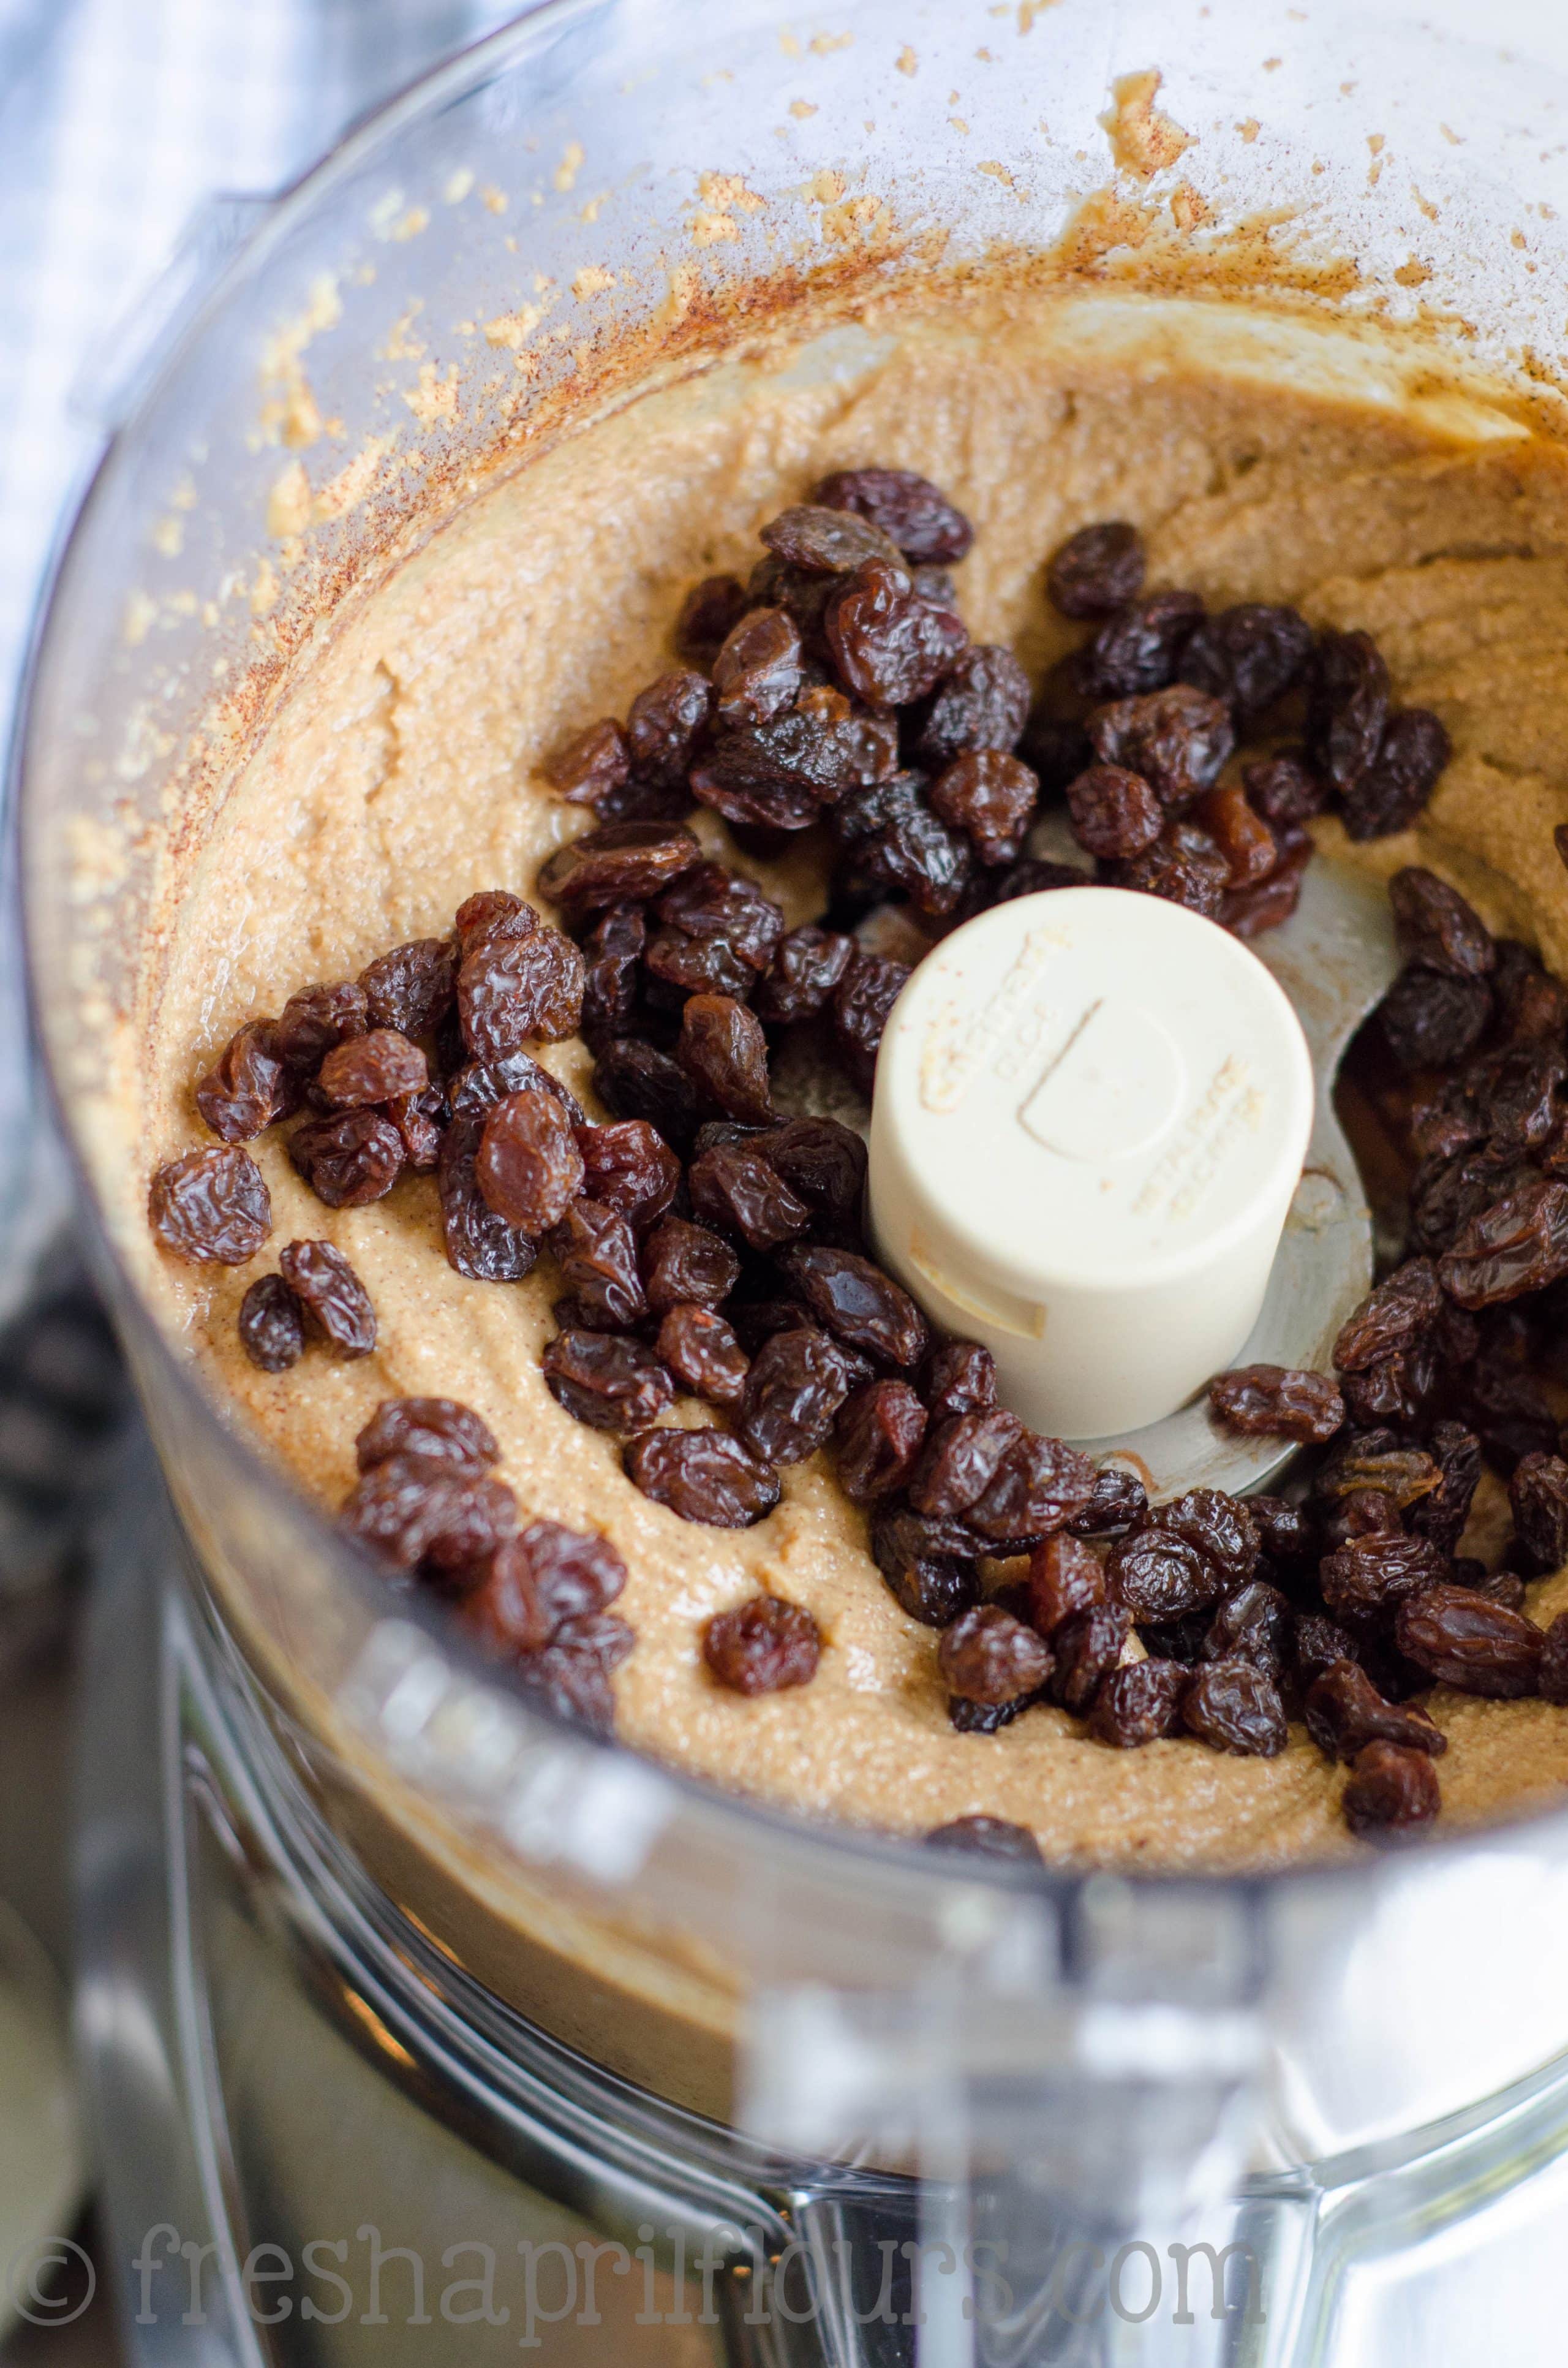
75 1437 1568 2367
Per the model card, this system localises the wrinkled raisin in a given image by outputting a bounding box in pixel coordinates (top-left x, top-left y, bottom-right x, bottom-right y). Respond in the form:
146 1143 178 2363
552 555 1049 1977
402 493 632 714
692 696 900 830
1294 1613 1361 1685
712 607 803 727
755 925 855 1024
688 1143 811 1250
1306 630 1389 791
739 1326 852 1463
581 904 647 1046
279 1238 375 1357
625 669 710 786
626 1428 781 1527
813 467 974 564
1341 709 1450 841
571 1121 679 1234
1195 782 1278 888
318 1027 428 1108
655 862 786 973
458 926 585 1057
967 1432 1098 1548
550 1198 647 1329
1113 827 1229 920
359 939 457 1036
928 751 1038 866
755 1118 868 1236
1203 1580 1291 1676
940 1604 1052 1704
1242 753 1328 827
1332 1258 1441 1373
676 575 750 665
924 1341 997 1423
1050 1602 1131 1713
1089 1657 1188 1747
537 822 700 916
454 891 538 954
1074 590 1204 702
1304 1660 1446 1762
832 952 910 1093
835 1379 926 1500
1065 1465 1148 1538
276 981 368 1070
389 1089 443 1171
356 1396 499 1475
593 1039 702 1153
149 1146 272 1263
449 1049 585 1125
761 503 905 575
238 1273 304 1371
1407 1423 1482 1557
1341 1740 1441 1839
925 1815 1042 1860
545 718 630 806
341 1453 516 1574
870 1505 981 1626
1109 1527 1220 1621
1023 1532 1107 1635
908 1409 1023 1516
1046 522 1146 621
657 1304 749 1405
1439 1179 1568 1308
1179 603 1313 716
543 1329 673 1431
1087 685 1235 811
1509 1450 1568 1576
476 1091 584 1233
195 1021 296 1141
677 994 774 1125
1389 868 1494 980
1396 1583 1543 1696
704 1593 821 1692
825 560 968 709
641 1216 740 1314
778 1244 929 1369
437 1111 538 1281
1151 1489 1259 1589
1066 764 1163 859
1319 1534 1449 1621
1182 1660 1287 1756
913 645 1031 768
1208 1364 1344 1443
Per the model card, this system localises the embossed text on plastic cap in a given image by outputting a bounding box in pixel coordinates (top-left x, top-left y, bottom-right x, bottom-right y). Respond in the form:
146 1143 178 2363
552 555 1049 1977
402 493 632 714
866 887 1315 1440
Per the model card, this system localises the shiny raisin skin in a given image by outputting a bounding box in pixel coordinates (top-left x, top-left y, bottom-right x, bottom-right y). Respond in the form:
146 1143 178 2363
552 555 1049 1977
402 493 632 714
1208 1364 1345 1443
1112 828 1229 920
641 1216 740 1314
1341 709 1450 841
907 1410 1023 1516
870 1505 981 1627
813 467 974 564
1203 1581 1291 1678
1319 1534 1449 1621
1087 685 1235 810
835 1379 927 1501
625 1429 781 1528
537 822 700 916
967 1432 1097 1548
1389 868 1494 979
1182 1661 1288 1756
1379 965 1492 1076
1394 1584 1544 1697
1306 630 1390 792
761 502 905 575
1050 1602 1132 1714
437 1111 538 1282
1046 522 1146 621
1509 1451 1568 1576
1151 1489 1259 1590
549 1199 647 1330
658 1305 750 1406
832 951 910 1095
458 928 586 1059
913 646 1031 770
276 981 368 1070
1065 1466 1148 1539
825 559 968 709
924 1342 997 1423
574 1121 680 1233
940 1604 1052 1704
1439 1180 1568 1309
477 1091 584 1235
677 994 774 1126
359 938 457 1035
925 1815 1042 1862
318 1027 428 1108
703 1594 821 1693
740 1327 853 1464
545 718 630 806
688 1144 811 1250
195 1021 296 1142
1242 754 1328 828
1089 1659 1188 1747
712 607 803 728
581 904 646 1046
1341 1741 1441 1839
1066 764 1163 859
1179 603 1313 716
1023 1533 1109 1634
1074 591 1204 702
755 926 856 1024
467 1522 627 1660
149 1146 272 1265
454 891 538 954
1108 1527 1220 1622
238 1274 304 1371
593 1040 702 1154
356 1396 500 1475
1332 1260 1441 1373
279 1238 376 1357
341 1453 516 1575
779 1244 929 1369
1195 782 1278 889
927 751 1038 866
543 1330 673 1432
1304 1660 1446 1762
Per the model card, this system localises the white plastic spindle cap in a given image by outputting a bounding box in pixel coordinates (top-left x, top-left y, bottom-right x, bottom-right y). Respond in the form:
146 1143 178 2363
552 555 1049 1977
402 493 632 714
867 887 1314 1440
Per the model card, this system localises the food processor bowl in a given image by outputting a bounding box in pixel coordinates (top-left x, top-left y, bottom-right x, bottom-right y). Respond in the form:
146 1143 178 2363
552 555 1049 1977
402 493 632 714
23 0 1568 2359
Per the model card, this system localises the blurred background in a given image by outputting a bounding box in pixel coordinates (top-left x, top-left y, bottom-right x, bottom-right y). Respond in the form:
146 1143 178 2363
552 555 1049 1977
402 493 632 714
1 0 1567 2359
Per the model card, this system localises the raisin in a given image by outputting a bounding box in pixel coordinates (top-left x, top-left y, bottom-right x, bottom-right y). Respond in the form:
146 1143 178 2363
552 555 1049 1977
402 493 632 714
778 1244 929 1369
1203 1580 1291 1676
1294 1613 1360 1685
912 646 1031 768
1464 1345 1559 1475
1320 1488 1401 1549
622 668 710 787
832 952 910 1094
925 751 1038 867
1242 753 1329 827
195 1021 296 1142
1087 685 1234 811
641 1216 740 1313
688 1143 811 1250
1249 1495 1317 1571
356 1397 499 1475
677 994 775 1125
813 467 973 564
1023 1532 1108 1635
1019 708 1093 795
709 607 802 727
549 1198 647 1329
1046 521 1145 621
1151 1489 1259 1590
1306 629 1390 791
544 718 630 807
856 796 973 920
1484 1044 1566 1156
924 1342 997 1423
761 503 905 575
703 1592 821 1693
940 1604 1052 1704
1439 1179 1568 1308
1314 1437 1441 1513
454 891 538 954
655 862 786 973
449 1049 585 1125
625 1428 780 1527
1319 1534 1451 1621
755 1117 869 1235
870 1505 981 1627
515 1635 624 1734
1179 603 1313 716
1194 782 1278 889
828 560 970 709
1509 1450 1568 1576
1304 1660 1446 1762
238 1274 304 1371
389 1089 444 1171
1066 764 1163 859
657 1304 749 1405
925 1815 1042 1861
676 574 750 665
947 1697 1029 1734
1222 842 1310 939
1208 1364 1344 1443
475 1091 584 1234
968 1432 1098 1548
755 926 855 1024
1074 590 1204 702
739 1326 852 1462
149 1146 272 1263
358 939 457 1037
542 1329 673 1431
1065 1466 1148 1538
1340 1342 1439 1432
1332 1259 1441 1373
457 928 585 1059
1389 868 1494 980
580 904 647 1046
1109 1527 1221 1622
1341 1740 1441 1839
1112 827 1229 920
1182 1661 1288 1756
341 1453 516 1574
1341 709 1450 841
692 697 900 829
1540 1611 1568 1703
437 1111 538 1282
1088 1657 1188 1747
1493 942 1568 1044
568 1122 676 1235
537 822 700 917
277 1238 375 1356
276 981 368 1070
593 1039 702 1153
1050 1602 1131 1713
907 1409 1024 1516
317 1027 428 1109
835 1379 926 1500
1408 1423 1483 1557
